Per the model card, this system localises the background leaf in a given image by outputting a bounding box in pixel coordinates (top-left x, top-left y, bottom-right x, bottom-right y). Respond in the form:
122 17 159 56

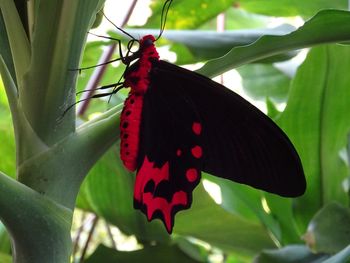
303 202 350 254
254 245 328 263
238 64 291 102
236 0 347 17
277 45 350 231
198 10 350 77
146 0 235 29
85 244 201 263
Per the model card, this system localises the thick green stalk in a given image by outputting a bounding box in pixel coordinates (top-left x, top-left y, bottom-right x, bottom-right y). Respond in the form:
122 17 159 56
0 172 72 263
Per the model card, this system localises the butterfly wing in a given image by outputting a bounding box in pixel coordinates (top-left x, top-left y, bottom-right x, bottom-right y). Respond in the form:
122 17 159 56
134 60 306 233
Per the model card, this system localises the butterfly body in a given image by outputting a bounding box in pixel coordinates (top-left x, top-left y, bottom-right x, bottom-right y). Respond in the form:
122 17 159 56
120 35 306 233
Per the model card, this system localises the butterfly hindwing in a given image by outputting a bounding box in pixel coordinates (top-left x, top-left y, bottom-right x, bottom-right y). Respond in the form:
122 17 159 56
133 72 203 233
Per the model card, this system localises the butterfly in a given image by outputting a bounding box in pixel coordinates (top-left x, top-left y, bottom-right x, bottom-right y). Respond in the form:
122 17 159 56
117 34 306 234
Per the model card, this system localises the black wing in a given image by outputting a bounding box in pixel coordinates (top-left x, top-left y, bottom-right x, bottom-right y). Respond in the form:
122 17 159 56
134 60 306 233
150 60 306 196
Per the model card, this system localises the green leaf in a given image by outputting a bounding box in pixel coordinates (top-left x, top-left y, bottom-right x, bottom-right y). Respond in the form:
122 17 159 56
266 98 281 120
254 245 329 263
204 175 282 242
221 8 270 30
303 202 350 254
174 183 275 256
236 0 347 17
323 245 350 263
0 80 15 178
85 244 201 263
0 252 12 263
277 45 350 230
146 0 235 29
238 64 291 103
197 10 350 77
0 223 10 253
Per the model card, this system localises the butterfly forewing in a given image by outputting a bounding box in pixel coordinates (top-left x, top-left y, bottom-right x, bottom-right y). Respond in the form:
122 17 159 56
149 60 306 197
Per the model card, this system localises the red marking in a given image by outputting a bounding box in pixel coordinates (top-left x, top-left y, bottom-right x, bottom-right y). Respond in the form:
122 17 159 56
191 146 202 158
134 156 190 233
176 149 182 156
186 168 198 183
134 156 169 201
192 122 202 135
120 35 160 171
143 191 187 232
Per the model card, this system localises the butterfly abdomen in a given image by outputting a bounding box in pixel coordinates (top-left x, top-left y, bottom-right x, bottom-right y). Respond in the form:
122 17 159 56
120 35 160 171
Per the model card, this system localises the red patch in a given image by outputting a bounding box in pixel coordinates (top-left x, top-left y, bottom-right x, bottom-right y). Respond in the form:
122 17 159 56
176 149 182 156
143 191 187 232
192 122 202 135
134 156 189 233
191 146 202 158
186 168 198 183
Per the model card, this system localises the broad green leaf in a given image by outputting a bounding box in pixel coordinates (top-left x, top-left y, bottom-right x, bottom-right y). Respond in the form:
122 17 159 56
323 245 350 263
263 193 304 245
175 237 209 262
303 202 350 254
85 244 201 263
146 0 235 29
218 8 271 30
238 64 291 103
0 252 11 263
0 223 10 253
266 98 281 120
254 245 329 263
174 183 275 256
198 10 350 77
236 0 347 17
204 175 282 242
277 45 350 231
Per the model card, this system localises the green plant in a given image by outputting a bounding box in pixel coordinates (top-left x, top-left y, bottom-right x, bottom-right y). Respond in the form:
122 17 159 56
1 0 350 262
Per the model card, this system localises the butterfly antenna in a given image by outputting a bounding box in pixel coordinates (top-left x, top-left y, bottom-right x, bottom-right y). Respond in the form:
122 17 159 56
156 0 173 41
103 13 136 41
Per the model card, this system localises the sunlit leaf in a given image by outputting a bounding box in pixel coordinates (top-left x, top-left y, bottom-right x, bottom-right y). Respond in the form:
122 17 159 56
236 0 347 17
277 45 350 230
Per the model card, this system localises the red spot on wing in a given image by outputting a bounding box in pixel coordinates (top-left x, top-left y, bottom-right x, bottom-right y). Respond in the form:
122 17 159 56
192 122 202 135
186 168 198 182
191 146 202 158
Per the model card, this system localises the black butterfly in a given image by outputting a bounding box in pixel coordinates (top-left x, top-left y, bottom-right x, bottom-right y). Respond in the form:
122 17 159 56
116 34 306 233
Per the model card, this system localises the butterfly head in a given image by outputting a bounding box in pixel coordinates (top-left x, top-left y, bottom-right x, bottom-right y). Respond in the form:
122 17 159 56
140 35 156 48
